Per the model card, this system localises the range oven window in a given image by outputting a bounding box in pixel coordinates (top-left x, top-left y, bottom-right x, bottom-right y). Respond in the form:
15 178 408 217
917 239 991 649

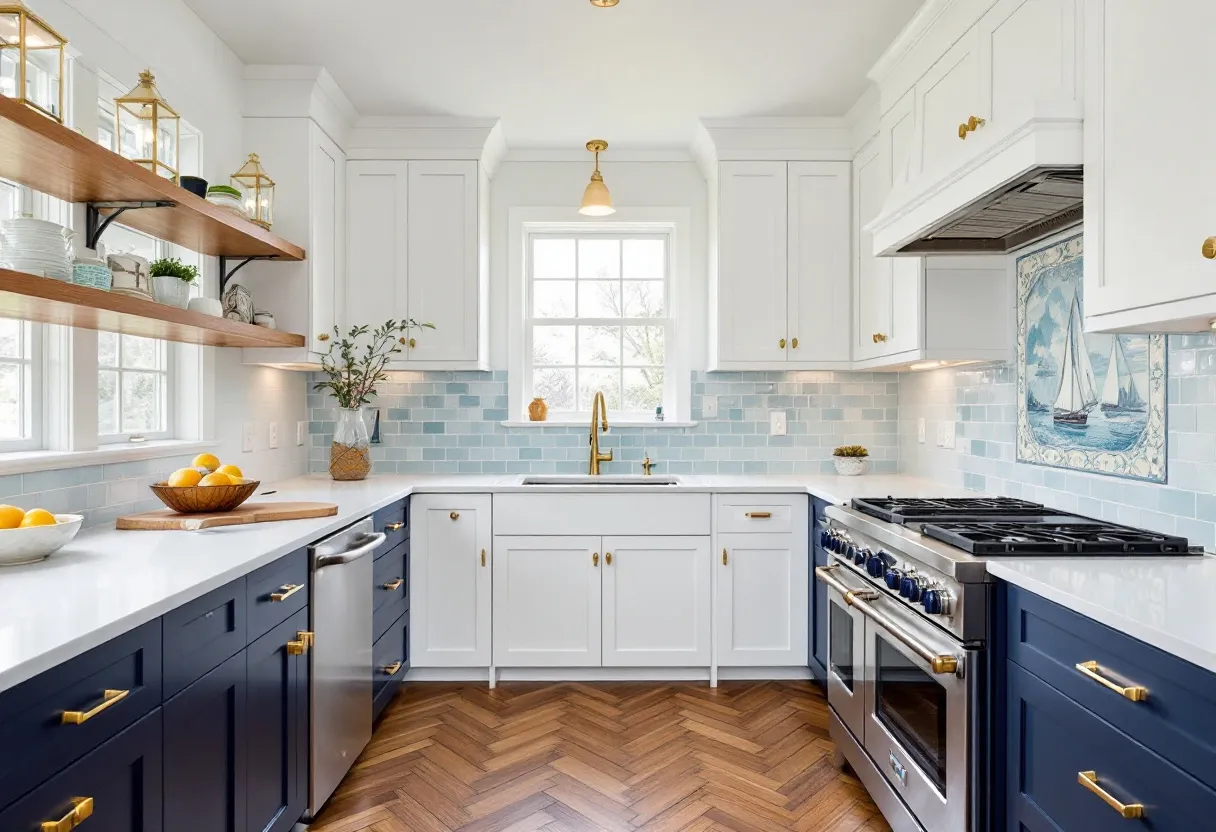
874 636 948 794
829 601 854 691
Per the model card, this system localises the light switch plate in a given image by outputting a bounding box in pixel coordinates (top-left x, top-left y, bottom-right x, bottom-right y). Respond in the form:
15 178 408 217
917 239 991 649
297 421 306 446
268 422 278 449
917 418 926 444
242 422 255 453
769 410 787 436
942 421 956 449
936 423 946 447
703 396 719 418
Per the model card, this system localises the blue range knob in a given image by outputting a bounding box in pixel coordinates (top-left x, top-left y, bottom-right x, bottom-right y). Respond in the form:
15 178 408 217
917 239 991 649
885 569 903 590
829 535 841 554
820 529 831 548
854 547 869 566
866 554 886 578
900 575 924 602
845 543 857 560
922 589 943 615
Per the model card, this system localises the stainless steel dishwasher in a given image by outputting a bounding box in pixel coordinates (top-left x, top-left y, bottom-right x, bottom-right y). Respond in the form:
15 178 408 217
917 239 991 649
306 517 386 819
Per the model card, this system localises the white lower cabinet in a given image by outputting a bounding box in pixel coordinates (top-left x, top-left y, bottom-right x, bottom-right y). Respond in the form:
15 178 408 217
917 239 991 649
493 536 601 667
410 495 492 667
602 536 711 667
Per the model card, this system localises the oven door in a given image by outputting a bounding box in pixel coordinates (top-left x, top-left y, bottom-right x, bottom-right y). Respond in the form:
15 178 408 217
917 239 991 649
824 577 868 737
862 596 968 832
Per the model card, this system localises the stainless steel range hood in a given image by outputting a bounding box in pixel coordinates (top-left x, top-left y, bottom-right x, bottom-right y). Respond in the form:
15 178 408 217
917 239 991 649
869 115 1084 256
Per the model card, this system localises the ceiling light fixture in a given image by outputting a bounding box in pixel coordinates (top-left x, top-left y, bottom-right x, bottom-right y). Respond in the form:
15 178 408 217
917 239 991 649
590 0 619 7
579 140 615 216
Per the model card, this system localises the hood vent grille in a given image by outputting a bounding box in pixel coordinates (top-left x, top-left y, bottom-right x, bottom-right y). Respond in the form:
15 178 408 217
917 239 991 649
894 167 1083 254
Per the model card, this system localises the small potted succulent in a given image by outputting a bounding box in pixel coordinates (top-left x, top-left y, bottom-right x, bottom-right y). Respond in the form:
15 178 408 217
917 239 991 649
149 257 198 308
832 444 870 476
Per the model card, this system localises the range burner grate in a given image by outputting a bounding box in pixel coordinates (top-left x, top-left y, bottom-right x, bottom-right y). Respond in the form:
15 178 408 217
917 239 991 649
922 521 1192 556
851 496 1049 525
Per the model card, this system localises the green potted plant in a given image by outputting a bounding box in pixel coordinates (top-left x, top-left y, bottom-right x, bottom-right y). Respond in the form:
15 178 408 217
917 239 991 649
832 444 870 476
314 319 434 481
149 257 198 309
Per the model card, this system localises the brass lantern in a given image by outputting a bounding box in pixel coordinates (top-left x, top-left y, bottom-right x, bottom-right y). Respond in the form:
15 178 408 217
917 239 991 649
0 1 67 122
230 153 275 230
115 69 180 182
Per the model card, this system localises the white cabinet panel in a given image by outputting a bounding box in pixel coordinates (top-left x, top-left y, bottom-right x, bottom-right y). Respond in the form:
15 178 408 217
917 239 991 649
853 139 893 363
602 537 711 667
346 161 408 330
309 130 343 349
717 162 789 364
915 27 981 178
787 162 852 366
493 536 601 667
406 161 480 363
410 495 492 667
979 0 1077 135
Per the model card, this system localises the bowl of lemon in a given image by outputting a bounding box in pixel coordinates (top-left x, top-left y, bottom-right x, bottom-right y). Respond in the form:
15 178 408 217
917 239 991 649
150 454 260 514
0 505 84 566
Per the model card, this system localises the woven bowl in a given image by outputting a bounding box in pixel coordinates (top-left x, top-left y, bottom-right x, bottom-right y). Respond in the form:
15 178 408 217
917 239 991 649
149 479 260 514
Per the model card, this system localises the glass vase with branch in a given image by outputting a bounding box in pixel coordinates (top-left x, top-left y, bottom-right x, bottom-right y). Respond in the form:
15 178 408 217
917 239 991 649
314 319 434 480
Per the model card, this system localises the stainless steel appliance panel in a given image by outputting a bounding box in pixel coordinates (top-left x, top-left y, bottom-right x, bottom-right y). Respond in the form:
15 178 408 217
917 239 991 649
824 574 869 735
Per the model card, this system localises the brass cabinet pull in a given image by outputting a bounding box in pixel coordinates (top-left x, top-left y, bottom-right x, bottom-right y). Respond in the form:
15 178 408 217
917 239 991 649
386 521 404 531
450 511 459 520
745 511 773 519
1078 770 1144 818
382 660 403 676
791 337 798 349
958 115 986 139
1203 237 1216 259
1075 661 1147 702
605 552 613 565
481 548 486 567
593 552 599 566
382 578 404 591
872 333 889 343
40 796 93 832
408 338 416 348
722 548 728 566
779 338 787 349
270 583 303 602
62 689 128 725
287 631 314 655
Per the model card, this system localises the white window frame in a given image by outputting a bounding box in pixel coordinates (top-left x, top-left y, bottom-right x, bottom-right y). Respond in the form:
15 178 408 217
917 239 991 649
508 207 693 425
97 332 174 444
0 179 47 452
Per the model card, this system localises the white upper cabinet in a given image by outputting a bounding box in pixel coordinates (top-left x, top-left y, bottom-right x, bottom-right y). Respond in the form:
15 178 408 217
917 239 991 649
345 159 488 368
979 0 1080 134
1084 0 1216 332
915 27 981 179
787 162 852 367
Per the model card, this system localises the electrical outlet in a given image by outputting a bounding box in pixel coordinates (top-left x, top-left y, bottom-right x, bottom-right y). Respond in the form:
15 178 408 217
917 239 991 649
297 421 307 446
917 418 926 444
268 422 278 449
242 422 255 453
769 410 787 436
936 423 947 447
942 421 956 449
703 396 719 418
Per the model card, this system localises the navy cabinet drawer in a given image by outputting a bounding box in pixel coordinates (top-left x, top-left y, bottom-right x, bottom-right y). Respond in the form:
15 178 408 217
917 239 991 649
373 539 409 642
162 577 247 699
0 707 163 832
373 499 407 554
0 620 161 810
373 611 408 721
1006 586 1216 790
247 548 309 641
1007 661 1216 831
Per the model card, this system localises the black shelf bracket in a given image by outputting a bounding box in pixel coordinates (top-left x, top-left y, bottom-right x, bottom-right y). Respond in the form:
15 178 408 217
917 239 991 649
219 255 279 297
85 201 176 251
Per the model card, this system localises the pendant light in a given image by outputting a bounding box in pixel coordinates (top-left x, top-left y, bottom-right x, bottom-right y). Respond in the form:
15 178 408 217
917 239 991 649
579 139 615 217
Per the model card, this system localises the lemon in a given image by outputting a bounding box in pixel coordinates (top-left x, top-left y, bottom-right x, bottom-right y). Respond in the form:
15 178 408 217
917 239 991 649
199 472 233 487
168 468 203 487
0 504 24 529
215 464 243 480
192 453 220 473
19 508 56 527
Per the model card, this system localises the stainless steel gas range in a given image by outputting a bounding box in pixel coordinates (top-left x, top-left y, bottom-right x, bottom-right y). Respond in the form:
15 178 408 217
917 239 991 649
816 497 1195 832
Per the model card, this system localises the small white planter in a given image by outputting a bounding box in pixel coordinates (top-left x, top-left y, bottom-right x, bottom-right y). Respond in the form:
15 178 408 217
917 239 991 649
834 456 869 476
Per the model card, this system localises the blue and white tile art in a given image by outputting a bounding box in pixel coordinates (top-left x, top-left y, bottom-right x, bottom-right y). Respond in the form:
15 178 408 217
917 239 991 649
1016 234 1167 481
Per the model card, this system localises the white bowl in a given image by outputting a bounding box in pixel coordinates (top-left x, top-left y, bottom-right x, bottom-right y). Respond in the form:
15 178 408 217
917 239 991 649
0 514 84 566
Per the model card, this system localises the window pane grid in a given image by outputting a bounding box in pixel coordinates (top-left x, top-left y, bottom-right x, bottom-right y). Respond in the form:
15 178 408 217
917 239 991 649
99 332 168 438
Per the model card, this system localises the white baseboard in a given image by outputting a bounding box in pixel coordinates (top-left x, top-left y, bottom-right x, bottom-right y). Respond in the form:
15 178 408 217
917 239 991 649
403 666 813 684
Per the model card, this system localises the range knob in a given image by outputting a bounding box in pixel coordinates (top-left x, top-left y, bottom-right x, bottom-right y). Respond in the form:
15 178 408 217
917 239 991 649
854 547 870 567
820 528 832 548
829 535 843 554
900 574 926 603
884 568 903 590
866 552 887 579
922 588 952 616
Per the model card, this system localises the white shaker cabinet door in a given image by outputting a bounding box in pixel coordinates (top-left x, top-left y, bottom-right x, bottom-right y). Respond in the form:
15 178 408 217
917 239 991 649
715 532 809 667
601 536 711 667
492 536 602 668
914 26 981 180
787 162 852 367
406 160 480 363
410 495 492 667
345 161 409 332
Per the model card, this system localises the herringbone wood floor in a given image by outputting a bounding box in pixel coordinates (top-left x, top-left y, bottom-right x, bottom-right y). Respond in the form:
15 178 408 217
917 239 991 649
307 681 891 832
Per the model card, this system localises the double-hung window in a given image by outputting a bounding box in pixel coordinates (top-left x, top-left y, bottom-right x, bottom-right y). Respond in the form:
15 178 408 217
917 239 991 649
0 179 42 451
526 232 672 419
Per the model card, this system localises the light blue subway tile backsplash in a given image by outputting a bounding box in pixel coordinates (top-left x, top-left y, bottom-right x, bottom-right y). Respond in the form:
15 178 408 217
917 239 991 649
308 371 899 477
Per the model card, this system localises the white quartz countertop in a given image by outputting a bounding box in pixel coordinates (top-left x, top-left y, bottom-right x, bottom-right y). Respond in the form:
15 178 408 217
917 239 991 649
987 557 1216 675
0 472 961 693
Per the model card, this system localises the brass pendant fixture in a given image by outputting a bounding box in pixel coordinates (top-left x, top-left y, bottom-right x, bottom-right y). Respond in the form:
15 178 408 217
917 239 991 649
590 0 619 6
579 139 615 217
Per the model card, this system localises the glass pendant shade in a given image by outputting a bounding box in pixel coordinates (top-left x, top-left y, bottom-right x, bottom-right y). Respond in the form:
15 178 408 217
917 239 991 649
230 153 275 230
115 69 180 182
0 2 66 122
578 139 615 216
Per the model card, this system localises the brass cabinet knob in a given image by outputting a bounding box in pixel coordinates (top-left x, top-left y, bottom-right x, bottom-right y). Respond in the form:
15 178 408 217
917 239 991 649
605 552 613 566
872 333 889 343
791 337 798 349
481 548 487 567
959 115 986 139
779 338 787 349
450 511 459 520
1203 237 1216 259
408 338 416 348
593 552 599 566
958 122 969 139
722 548 728 566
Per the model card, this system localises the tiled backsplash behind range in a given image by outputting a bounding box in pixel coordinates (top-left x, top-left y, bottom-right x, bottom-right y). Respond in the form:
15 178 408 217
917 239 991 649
307 371 898 476
899 334 1216 551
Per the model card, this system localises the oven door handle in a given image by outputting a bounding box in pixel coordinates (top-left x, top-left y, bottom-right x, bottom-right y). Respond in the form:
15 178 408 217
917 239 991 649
816 565 963 676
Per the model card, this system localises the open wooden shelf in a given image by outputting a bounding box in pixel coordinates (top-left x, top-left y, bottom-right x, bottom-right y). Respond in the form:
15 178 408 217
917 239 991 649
0 270 306 348
0 96 305 261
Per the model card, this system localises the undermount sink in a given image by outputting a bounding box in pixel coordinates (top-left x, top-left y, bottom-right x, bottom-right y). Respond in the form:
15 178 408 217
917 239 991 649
521 475 681 486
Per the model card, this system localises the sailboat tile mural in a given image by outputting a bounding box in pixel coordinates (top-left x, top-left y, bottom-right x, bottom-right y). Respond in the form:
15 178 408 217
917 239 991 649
1017 234 1167 482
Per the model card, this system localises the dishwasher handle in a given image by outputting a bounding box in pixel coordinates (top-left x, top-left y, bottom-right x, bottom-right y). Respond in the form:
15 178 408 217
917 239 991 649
315 532 387 568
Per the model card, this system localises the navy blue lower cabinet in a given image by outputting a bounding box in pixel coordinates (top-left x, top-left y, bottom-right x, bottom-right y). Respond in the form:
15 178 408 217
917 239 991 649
1007 660 1216 831
163 648 247 832
162 576 247 700
373 611 408 722
808 497 828 682
245 607 309 832
0 707 163 832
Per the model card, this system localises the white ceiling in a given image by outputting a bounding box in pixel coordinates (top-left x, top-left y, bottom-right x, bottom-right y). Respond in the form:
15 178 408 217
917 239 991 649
183 0 920 149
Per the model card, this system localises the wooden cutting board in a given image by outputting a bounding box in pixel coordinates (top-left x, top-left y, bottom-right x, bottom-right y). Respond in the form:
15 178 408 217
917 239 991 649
117 501 339 531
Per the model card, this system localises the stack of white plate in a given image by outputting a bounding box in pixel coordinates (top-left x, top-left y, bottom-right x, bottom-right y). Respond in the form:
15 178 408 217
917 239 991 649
0 217 75 281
